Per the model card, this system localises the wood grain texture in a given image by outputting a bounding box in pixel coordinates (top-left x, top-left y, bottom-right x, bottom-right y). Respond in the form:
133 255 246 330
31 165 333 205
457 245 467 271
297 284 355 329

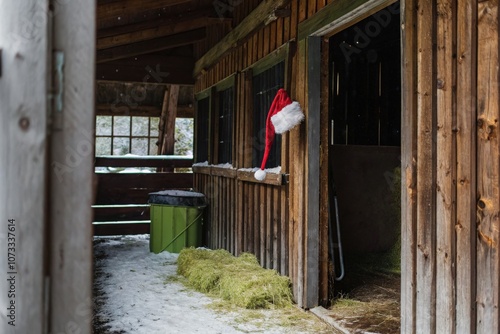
415 1 437 332
435 0 456 332
49 0 96 332
476 2 499 333
400 0 418 332
0 1 49 332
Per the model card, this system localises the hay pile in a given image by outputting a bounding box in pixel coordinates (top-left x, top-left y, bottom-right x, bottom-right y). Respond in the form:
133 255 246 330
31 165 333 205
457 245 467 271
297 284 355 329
177 248 293 309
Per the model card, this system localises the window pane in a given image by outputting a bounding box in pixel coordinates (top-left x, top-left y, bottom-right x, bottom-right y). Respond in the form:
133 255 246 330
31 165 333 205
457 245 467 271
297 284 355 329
252 61 284 168
149 139 158 155
113 137 130 155
175 118 194 156
218 88 233 163
131 138 148 155
96 116 112 136
95 137 111 156
150 117 159 137
132 117 149 136
113 116 130 136
195 98 210 163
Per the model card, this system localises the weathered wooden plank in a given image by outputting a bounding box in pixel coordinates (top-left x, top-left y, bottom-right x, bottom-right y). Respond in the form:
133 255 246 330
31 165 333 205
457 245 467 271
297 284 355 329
476 2 499 333
193 0 291 75
97 16 215 50
93 221 150 236
161 85 179 156
93 205 150 222
273 187 280 272
266 185 273 268
237 180 244 255
49 0 96 331
237 170 284 186
319 38 330 307
0 1 49 331
254 184 261 262
97 0 190 22
305 36 321 309
248 183 254 253
435 1 456 332
95 156 193 168
455 3 477 330
158 88 170 154
297 0 398 40
400 0 418 332
260 185 267 266
282 186 289 276
97 29 206 63
415 1 437 332
293 37 308 307
95 172 193 205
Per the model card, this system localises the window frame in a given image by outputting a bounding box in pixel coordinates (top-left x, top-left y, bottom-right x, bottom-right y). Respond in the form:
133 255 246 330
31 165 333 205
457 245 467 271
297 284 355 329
94 115 160 156
242 41 294 170
194 73 237 165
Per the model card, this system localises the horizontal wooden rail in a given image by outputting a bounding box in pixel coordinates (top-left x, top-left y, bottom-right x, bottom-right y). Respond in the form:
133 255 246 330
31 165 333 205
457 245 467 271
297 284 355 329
93 221 150 236
193 166 286 186
95 172 193 205
95 155 193 168
93 204 150 222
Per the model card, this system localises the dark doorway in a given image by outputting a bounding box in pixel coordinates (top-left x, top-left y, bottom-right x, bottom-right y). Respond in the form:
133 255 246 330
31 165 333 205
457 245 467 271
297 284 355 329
326 2 402 333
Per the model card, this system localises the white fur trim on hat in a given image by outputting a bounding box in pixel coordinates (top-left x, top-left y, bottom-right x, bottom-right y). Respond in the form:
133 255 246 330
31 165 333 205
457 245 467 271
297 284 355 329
271 101 304 134
254 169 267 181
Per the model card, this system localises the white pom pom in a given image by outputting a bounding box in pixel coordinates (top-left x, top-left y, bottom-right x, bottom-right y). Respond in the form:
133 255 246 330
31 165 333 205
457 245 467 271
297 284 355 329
254 169 267 181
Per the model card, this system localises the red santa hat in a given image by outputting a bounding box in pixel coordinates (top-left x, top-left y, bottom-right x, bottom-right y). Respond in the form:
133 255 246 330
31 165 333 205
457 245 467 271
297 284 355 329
254 88 304 181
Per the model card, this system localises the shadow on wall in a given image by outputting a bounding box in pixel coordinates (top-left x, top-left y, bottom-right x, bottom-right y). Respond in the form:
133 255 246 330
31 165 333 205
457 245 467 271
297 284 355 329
331 145 401 254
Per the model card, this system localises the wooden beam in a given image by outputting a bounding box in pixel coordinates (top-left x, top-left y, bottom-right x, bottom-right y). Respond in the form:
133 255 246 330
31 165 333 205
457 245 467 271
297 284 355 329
161 84 180 155
96 55 194 84
193 0 290 75
297 0 398 40
49 0 95 331
94 156 193 168
158 88 171 154
96 104 162 117
97 9 219 38
97 0 190 22
305 36 321 309
0 1 49 332
98 16 220 50
97 28 206 63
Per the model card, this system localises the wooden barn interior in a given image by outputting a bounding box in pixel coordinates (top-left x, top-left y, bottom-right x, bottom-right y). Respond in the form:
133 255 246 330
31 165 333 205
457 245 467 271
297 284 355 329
1 0 500 333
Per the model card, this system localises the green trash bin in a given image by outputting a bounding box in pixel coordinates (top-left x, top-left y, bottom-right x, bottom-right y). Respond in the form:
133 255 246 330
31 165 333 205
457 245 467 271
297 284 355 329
148 190 206 254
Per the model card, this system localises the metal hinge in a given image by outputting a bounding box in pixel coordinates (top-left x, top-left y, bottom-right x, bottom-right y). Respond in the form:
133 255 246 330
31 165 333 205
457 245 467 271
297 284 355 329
50 51 65 130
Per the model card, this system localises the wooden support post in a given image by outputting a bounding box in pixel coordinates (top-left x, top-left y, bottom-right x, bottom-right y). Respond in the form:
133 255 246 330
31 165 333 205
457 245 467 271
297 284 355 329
157 87 170 155
161 84 180 156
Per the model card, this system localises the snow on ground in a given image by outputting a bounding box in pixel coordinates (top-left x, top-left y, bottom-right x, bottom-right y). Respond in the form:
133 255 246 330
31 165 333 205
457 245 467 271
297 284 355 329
93 235 333 334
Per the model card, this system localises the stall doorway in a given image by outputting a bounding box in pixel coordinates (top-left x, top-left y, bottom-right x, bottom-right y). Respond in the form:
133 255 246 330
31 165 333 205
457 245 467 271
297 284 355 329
326 2 402 332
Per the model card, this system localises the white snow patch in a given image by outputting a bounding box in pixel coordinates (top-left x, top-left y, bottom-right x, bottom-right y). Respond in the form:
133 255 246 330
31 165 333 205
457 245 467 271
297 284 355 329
213 163 234 169
238 166 282 174
192 161 209 167
93 235 326 334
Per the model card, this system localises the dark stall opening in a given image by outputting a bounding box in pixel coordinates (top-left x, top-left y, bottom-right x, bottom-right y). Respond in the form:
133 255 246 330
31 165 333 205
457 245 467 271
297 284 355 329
326 2 401 333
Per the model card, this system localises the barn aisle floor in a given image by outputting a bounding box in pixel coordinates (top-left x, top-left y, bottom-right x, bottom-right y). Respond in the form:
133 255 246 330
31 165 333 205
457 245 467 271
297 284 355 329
92 235 337 334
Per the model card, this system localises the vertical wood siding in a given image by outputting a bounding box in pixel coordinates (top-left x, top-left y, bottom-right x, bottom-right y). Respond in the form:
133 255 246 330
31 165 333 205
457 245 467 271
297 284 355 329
194 0 500 326
401 0 499 332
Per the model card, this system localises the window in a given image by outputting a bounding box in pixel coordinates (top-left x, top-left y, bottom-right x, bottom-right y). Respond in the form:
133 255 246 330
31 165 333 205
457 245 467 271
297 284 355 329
95 115 159 156
195 97 210 163
216 86 234 164
252 61 285 168
329 8 401 146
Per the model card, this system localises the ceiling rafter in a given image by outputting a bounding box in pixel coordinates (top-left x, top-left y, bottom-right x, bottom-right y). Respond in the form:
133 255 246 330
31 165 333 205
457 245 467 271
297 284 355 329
96 28 206 63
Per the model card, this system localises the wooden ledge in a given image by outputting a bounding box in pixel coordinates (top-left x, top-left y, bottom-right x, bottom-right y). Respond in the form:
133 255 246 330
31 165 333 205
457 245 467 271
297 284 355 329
192 165 212 175
211 166 237 178
236 170 286 186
